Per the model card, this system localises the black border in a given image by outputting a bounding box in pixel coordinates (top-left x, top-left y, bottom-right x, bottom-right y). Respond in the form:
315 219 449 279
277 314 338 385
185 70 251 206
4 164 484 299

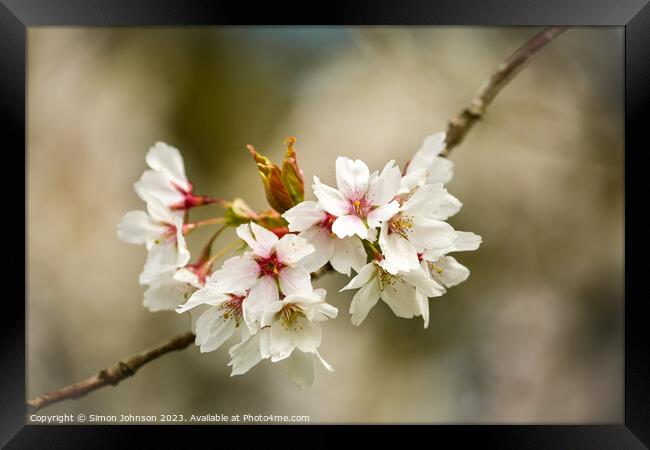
4 0 648 446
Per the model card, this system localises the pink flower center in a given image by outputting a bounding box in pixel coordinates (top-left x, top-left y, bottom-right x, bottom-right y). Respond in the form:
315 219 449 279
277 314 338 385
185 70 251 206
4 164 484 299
154 225 177 245
319 212 337 232
348 196 372 218
256 253 285 277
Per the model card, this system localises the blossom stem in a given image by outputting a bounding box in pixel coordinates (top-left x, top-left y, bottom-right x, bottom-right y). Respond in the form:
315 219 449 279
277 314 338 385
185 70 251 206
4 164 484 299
205 240 243 268
26 332 196 413
182 217 226 234
442 26 568 155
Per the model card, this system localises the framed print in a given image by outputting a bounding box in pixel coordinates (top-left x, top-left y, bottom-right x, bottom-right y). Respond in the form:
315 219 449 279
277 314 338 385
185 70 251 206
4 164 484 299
3 0 649 446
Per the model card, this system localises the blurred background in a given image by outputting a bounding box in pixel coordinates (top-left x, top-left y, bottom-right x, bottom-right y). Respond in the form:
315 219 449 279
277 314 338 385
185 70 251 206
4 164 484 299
27 27 623 423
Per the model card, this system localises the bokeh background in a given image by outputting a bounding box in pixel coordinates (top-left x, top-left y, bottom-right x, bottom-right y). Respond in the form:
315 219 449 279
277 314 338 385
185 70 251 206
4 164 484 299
27 27 623 423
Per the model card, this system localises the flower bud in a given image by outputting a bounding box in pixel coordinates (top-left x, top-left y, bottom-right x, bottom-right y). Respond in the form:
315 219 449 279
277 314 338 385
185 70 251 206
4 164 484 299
248 138 304 213
224 198 258 226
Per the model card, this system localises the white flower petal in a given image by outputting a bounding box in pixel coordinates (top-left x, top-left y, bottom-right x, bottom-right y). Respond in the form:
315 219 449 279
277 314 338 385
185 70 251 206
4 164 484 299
401 183 447 217
312 176 349 217
279 350 315 389
410 217 457 251
430 191 462 220
210 255 259 292
452 231 482 251
313 350 334 372
298 227 335 273
366 160 401 205
349 278 381 326
282 201 326 232
406 132 446 175
415 291 430 329
175 284 229 313
366 200 400 228
143 272 193 312
244 275 279 324
134 170 184 208
332 215 367 239
195 308 237 353
293 318 322 354
330 236 367 275
402 265 445 298
276 233 314 266
117 210 161 245
434 256 470 287
145 142 189 191
279 266 312 296
335 156 370 200
341 262 376 291
425 157 454 185
172 267 202 289
379 275 420 319
139 241 179 284
379 232 420 274
228 333 263 376
236 222 279 258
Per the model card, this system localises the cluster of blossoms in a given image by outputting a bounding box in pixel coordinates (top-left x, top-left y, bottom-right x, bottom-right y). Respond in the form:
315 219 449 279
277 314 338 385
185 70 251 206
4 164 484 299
118 134 481 387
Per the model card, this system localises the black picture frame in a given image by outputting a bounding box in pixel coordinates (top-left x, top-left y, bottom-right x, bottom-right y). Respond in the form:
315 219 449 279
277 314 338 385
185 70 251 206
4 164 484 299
4 0 648 446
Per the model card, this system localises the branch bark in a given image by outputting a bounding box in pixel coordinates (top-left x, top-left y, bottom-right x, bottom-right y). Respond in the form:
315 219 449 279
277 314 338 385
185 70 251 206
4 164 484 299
26 26 568 413
27 332 195 413
443 26 567 156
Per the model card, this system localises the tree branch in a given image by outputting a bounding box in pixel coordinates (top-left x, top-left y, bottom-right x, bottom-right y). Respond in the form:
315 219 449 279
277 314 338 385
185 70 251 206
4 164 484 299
27 332 195 413
26 26 568 413
443 26 567 156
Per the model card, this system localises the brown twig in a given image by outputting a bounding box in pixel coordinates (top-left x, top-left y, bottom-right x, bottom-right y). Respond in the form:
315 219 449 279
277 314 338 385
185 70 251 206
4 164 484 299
26 27 568 413
27 332 195 413
443 26 567 156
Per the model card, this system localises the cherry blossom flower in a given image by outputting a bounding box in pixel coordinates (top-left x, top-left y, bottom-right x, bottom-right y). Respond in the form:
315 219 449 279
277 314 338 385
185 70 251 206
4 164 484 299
378 183 461 274
282 200 367 275
421 230 482 290
312 157 401 240
117 197 190 284
134 141 216 213
259 288 337 362
400 132 454 193
341 259 444 327
209 222 315 328
143 267 202 312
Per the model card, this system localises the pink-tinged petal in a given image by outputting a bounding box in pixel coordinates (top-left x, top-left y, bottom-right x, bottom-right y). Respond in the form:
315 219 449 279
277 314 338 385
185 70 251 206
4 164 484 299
332 215 368 239
330 236 367 275
279 350 314 388
298 227 335 273
349 278 381 326
282 201 326 232
366 160 401 205
117 210 160 245
340 262 377 291
335 156 370 200
279 266 312 296
145 141 189 191
366 200 400 229
209 255 259 292
228 333 263 376
276 233 314 266
312 176 349 216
